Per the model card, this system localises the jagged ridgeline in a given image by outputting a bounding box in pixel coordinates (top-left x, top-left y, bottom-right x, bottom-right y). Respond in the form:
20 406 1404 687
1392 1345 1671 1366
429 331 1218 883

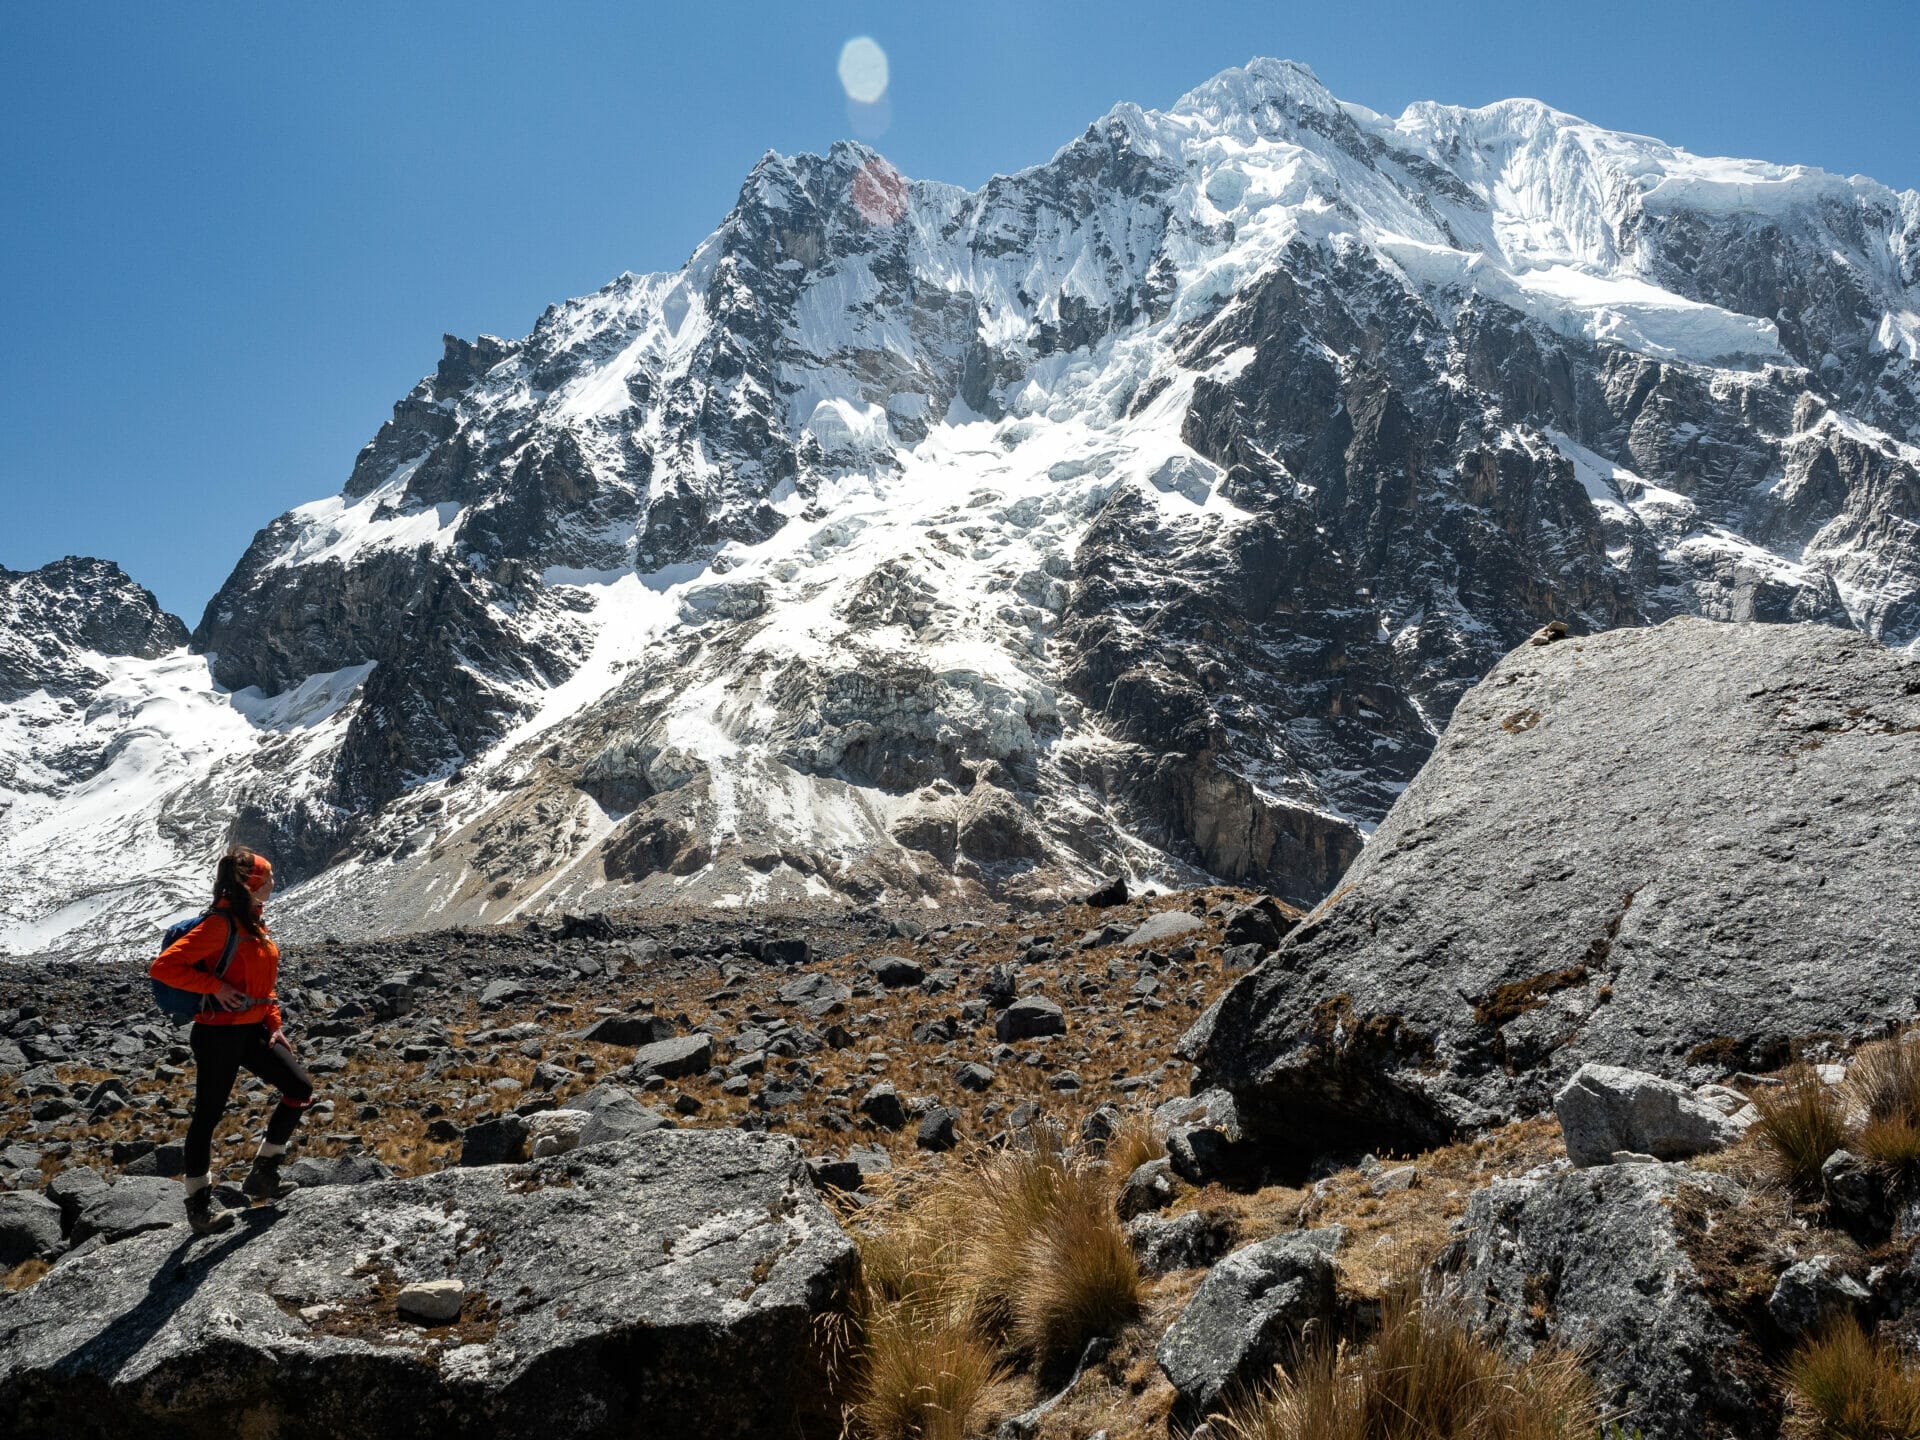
4 57 1918 956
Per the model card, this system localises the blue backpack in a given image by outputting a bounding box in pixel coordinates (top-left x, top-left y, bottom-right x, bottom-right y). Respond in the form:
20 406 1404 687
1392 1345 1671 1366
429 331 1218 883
150 912 240 1023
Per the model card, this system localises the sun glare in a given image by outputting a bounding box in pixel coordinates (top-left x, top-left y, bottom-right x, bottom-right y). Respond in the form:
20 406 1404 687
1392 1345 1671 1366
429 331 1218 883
837 36 889 105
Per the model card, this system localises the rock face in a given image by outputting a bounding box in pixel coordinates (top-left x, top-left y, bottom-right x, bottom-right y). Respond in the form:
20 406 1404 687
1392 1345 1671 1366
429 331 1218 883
1435 1162 1768 1439
8 59 1920 955
0 1129 859 1439
1553 1063 1749 1167
1183 619 1920 1155
0 557 186 703
1155 1229 1340 1427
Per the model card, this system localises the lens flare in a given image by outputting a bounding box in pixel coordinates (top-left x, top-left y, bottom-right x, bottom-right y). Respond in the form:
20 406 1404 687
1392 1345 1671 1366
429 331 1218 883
838 36 889 105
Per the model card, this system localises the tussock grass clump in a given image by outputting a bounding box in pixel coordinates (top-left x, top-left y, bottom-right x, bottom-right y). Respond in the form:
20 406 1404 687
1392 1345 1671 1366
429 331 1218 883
848 1125 1145 1435
939 1127 1144 1364
851 1298 1000 1440
1845 1037 1920 1185
1857 1113 1920 1175
1007 1157 1142 1364
1221 1285 1597 1440
1753 1064 1850 1193
1784 1315 1920 1439
1847 1038 1920 1123
1106 1111 1166 1177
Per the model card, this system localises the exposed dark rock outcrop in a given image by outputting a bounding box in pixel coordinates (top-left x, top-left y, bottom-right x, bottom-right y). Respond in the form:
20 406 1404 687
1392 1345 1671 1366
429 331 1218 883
1183 618 1920 1156
0 1129 859 1439
1435 1162 1772 1439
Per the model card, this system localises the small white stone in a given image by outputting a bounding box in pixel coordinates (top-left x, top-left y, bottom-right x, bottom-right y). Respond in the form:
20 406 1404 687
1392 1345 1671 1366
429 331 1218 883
397 1278 465 1324
528 1108 591 1158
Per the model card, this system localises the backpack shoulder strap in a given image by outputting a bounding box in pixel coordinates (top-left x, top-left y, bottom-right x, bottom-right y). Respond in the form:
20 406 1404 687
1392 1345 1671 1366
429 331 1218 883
210 915 240 980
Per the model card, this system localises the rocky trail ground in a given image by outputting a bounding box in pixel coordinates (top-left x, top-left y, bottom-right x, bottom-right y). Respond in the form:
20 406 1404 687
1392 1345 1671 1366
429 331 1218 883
0 885 1909 1440
0 887 1283 1202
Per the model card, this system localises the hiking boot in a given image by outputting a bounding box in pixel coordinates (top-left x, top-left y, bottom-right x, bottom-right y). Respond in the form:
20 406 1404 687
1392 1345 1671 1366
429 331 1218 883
184 1187 233 1235
240 1153 286 1200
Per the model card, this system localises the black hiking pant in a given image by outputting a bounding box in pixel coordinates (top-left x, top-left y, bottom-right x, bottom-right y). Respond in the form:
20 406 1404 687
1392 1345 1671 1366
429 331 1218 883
184 1021 315 1176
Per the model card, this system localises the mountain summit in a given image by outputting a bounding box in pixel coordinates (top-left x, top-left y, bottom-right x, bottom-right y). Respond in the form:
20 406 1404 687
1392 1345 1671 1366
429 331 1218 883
4 59 1917 956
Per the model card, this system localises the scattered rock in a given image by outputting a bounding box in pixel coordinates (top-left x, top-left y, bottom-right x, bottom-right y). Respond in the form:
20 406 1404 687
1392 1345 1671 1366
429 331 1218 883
1769 1257 1869 1337
1122 911 1205 949
868 956 925 989
70 1177 185 1246
1369 1164 1419 1196
1155 1089 1252 1185
1116 1158 1178 1221
581 1014 677 1047
572 1085 675 1149
0 1192 65 1266
1554 1063 1749 1168
1126 1209 1237 1276
996 996 1065 1042
1156 1231 1340 1427
1220 898 1291 951
1822 1148 1890 1233
1084 876 1129 908
396 1277 466 1324
626 1033 715 1081
281 1154 395 1189
1436 1161 1765 1438
43 1167 109 1230
460 1113 531 1167
859 1083 907 1131
120 1142 186 1178
479 979 529 1008
916 1107 959 1152
527 1109 592 1158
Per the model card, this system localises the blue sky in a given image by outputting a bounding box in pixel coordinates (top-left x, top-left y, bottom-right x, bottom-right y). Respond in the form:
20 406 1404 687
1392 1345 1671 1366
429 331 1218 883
5 1 1916 625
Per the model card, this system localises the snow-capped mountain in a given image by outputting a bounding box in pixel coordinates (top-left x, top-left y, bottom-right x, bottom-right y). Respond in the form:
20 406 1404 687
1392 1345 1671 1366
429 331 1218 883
6 59 1918 958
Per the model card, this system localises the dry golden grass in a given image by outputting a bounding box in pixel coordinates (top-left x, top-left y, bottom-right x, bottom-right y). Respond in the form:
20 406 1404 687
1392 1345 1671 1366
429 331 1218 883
1219 1284 1598 1440
1838 1036 1920 1188
1106 1112 1166 1177
851 1295 1002 1440
1008 1157 1143 1366
1857 1113 1920 1176
847 1126 1145 1436
1846 1038 1920 1124
1784 1316 1920 1439
916 1129 1142 1365
1752 1064 1850 1194
4 1258 51 1292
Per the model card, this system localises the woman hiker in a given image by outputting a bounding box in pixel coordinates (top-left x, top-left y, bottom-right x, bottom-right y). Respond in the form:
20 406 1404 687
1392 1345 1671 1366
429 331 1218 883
149 846 316 1234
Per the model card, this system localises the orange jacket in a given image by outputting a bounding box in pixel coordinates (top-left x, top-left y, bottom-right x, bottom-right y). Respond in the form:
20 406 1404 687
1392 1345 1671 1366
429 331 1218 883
150 902 283 1030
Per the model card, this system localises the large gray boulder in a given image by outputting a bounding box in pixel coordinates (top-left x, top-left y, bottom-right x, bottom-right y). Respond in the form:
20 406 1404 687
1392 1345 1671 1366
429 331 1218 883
1154 1089 1254 1185
625 1033 714 1081
1155 1230 1339 1427
572 1083 675 1148
0 1192 65 1266
1554 1063 1748 1167
0 1129 859 1439
1183 620 1920 1154
1435 1162 1766 1439
69 1177 184 1246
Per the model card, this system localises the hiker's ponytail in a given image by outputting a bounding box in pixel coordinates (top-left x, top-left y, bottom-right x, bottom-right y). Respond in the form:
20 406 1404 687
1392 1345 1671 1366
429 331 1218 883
212 847 270 938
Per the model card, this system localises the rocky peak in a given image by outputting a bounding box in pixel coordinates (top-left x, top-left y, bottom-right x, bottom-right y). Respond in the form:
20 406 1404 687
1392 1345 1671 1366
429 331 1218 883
0 557 186 702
